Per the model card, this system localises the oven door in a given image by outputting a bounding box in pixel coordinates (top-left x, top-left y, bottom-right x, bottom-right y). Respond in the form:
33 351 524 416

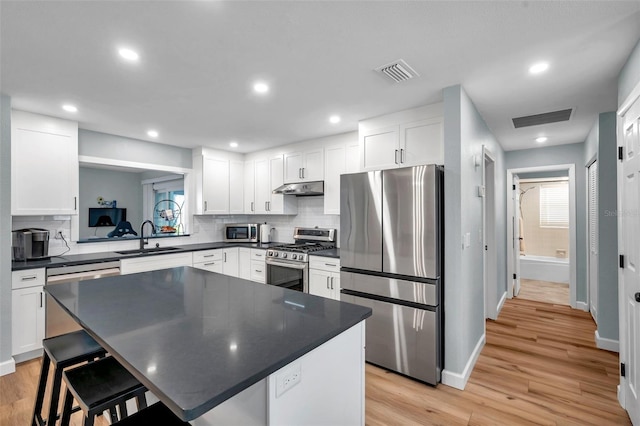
265 258 308 293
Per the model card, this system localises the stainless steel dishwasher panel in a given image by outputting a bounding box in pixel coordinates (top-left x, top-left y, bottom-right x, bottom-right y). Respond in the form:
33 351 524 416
45 262 120 338
341 292 440 385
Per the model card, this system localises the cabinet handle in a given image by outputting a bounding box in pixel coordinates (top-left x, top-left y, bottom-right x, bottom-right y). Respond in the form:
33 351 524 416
40 292 43 308
255 269 262 273
224 252 227 262
265 201 268 211
74 196 77 210
330 277 335 290
21 275 37 281
251 201 254 212
203 254 214 258
204 201 208 211
325 263 336 267
400 149 405 163
299 168 302 179
326 276 330 289
394 149 399 164
302 168 305 179
204 262 217 266
267 201 270 211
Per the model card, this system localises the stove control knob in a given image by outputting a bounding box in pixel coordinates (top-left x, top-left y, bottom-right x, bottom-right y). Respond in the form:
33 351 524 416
291 254 297 260
282 253 288 258
273 252 278 257
267 251 273 256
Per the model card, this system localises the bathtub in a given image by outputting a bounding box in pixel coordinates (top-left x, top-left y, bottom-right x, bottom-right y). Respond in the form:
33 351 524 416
520 255 569 284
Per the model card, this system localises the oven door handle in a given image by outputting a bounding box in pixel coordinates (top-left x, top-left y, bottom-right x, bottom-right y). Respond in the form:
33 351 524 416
265 259 307 270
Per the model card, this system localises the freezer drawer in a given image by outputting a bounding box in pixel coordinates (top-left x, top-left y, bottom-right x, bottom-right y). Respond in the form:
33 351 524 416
341 270 438 306
341 293 441 385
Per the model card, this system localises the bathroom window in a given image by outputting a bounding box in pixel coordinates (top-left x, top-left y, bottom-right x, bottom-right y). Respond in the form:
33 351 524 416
539 182 569 228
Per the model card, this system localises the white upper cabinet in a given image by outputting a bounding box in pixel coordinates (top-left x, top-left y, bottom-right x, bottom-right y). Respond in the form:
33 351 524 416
254 157 270 214
251 154 296 215
244 160 256 214
359 104 443 171
11 110 79 215
193 148 244 215
324 144 346 215
284 148 324 183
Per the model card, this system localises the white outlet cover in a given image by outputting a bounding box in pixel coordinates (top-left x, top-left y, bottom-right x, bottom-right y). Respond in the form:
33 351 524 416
275 363 301 398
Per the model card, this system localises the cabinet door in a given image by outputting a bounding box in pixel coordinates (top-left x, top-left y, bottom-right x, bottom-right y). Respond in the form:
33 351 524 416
302 149 324 181
222 247 239 277
12 112 79 215
250 260 265 283
361 126 399 171
400 118 444 166
229 160 244 214
203 157 229 214
309 269 333 299
254 158 270 214
238 248 251 280
268 155 284 213
244 160 256 214
346 141 361 173
324 145 346 215
12 286 45 355
284 152 304 183
330 272 341 300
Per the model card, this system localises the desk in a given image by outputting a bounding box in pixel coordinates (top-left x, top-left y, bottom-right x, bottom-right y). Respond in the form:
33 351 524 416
45 266 370 424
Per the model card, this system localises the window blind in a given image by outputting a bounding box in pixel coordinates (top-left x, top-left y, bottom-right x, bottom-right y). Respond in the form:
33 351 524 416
539 182 569 228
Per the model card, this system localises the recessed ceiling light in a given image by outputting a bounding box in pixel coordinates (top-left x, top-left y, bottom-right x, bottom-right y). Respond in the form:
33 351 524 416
118 47 139 62
529 62 549 74
229 141 238 148
535 136 548 143
329 115 341 124
253 82 269 94
147 130 159 138
62 104 78 113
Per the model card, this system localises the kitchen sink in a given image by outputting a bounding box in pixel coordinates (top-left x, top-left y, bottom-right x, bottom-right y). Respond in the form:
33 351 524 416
115 247 180 255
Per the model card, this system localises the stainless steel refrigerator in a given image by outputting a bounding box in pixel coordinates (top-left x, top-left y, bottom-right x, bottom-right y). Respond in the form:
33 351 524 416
340 164 443 385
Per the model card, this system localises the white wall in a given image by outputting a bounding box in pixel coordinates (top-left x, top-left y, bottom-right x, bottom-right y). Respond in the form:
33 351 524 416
442 85 507 387
619 38 640 107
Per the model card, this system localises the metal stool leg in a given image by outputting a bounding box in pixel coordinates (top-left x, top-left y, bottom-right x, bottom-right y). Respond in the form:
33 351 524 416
31 352 51 426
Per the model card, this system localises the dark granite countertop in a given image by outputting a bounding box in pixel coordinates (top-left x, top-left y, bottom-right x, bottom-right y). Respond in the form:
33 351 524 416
46 267 371 421
309 248 340 259
11 241 285 271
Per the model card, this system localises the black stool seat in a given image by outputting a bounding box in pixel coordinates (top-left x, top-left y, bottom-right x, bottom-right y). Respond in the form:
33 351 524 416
32 330 107 426
113 403 190 425
61 356 147 426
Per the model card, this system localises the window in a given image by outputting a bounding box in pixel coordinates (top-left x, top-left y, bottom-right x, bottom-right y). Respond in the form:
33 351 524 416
539 182 569 228
142 175 185 234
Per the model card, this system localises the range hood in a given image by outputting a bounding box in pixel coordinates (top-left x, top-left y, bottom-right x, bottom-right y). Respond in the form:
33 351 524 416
272 181 324 196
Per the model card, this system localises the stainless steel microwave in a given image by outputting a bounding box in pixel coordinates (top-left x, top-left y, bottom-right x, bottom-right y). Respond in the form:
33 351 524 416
224 223 260 243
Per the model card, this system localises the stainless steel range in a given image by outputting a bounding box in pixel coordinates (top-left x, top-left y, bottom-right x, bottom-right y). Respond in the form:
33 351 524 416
265 227 336 292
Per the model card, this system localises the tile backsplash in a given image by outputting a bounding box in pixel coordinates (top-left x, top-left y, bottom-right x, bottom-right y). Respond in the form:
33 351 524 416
12 196 339 257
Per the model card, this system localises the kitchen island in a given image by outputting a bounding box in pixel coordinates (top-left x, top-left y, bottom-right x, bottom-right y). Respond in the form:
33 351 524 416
46 266 371 425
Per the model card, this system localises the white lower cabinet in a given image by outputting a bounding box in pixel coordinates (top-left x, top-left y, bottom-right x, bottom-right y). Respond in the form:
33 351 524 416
222 247 239 277
193 249 223 273
12 269 46 356
238 248 251 280
250 249 266 283
120 252 193 275
308 257 340 300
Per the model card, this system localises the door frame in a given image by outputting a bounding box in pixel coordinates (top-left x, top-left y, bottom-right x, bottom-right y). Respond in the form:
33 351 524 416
482 146 497 319
506 164 577 308
586 155 598 322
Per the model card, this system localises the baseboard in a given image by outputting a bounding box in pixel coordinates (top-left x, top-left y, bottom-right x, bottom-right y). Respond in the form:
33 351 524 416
576 301 588 311
496 291 507 316
441 333 485 390
0 358 16 376
595 330 619 352
618 384 624 409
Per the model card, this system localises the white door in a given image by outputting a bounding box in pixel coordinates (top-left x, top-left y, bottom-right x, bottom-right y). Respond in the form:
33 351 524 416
588 160 599 322
513 175 521 297
621 94 640 425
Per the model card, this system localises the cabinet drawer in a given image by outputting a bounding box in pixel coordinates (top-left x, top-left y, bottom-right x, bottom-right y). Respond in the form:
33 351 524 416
193 249 222 264
309 257 340 273
12 269 46 289
250 260 265 283
251 249 265 260
193 260 223 274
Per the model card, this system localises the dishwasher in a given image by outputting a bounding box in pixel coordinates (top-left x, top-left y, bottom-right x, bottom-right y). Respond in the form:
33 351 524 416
45 261 121 338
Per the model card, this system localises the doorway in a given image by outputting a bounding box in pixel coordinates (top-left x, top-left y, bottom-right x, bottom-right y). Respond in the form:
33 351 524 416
483 147 497 319
506 165 577 308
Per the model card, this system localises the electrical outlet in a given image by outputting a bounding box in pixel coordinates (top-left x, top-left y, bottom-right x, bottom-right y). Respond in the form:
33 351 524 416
55 229 66 240
275 363 301 398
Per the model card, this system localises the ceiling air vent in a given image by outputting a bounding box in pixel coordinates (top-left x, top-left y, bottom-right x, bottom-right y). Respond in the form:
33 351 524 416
512 109 573 128
375 59 419 83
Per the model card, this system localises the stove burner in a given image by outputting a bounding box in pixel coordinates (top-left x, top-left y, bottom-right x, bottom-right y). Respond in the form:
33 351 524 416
269 242 335 254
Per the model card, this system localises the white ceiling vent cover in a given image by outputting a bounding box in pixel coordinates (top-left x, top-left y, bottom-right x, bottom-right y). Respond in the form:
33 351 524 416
375 59 419 83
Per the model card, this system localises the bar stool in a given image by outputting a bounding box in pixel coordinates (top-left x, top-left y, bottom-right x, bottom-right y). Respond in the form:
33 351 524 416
32 330 107 426
60 356 148 426
112 402 190 425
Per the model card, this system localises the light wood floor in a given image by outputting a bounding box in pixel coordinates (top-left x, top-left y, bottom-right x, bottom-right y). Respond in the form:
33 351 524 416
518 278 569 305
1 297 630 425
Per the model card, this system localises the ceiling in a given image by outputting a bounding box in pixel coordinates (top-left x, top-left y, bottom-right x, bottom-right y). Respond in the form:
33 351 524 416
2 1 639 153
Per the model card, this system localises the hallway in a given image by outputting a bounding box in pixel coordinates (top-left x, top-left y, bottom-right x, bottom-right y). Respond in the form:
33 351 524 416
518 278 569 306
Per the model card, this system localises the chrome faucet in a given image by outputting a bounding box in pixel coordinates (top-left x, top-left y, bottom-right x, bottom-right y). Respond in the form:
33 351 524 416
140 220 156 250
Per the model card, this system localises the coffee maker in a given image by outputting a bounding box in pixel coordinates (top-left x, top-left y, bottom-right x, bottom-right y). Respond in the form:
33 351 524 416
12 228 50 261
